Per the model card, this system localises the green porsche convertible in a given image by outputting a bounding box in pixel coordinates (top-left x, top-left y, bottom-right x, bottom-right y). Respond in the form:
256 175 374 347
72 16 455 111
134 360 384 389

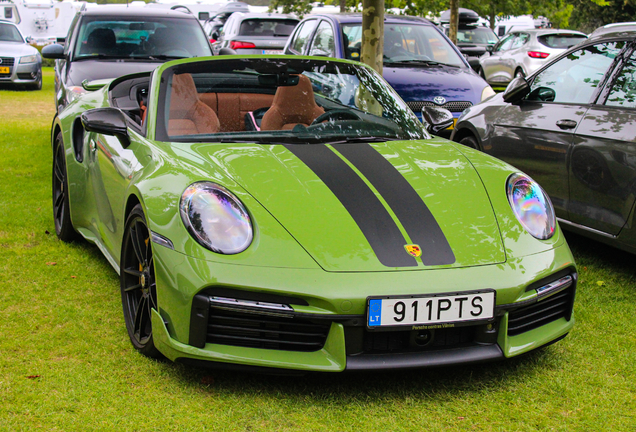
51 56 576 372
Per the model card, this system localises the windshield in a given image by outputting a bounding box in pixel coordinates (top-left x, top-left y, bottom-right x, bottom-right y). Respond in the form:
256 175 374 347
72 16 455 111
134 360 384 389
538 34 587 49
342 23 465 66
73 17 212 60
0 23 24 43
156 58 429 144
457 27 498 45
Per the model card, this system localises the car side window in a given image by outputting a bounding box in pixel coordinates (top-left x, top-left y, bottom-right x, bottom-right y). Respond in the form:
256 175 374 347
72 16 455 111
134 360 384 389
288 19 317 55
606 51 636 108
309 21 335 57
495 34 515 52
511 33 529 49
527 41 624 104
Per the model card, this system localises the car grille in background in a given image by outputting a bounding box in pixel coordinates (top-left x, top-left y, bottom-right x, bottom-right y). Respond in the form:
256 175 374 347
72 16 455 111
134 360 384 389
206 306 331 352
0 57 14 77
507 285 574 336
363 326 475 354
407 100 473 113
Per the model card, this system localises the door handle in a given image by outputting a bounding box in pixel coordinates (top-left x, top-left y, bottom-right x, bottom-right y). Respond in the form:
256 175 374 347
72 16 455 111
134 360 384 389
556 119 577 129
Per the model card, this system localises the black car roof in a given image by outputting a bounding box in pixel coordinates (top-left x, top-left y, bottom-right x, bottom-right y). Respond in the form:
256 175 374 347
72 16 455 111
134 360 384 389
79 6 199 19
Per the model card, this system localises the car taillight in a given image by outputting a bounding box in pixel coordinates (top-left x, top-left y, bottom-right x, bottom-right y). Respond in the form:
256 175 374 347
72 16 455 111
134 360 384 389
230 41 256 49
528 51 549 59
210 38 216 43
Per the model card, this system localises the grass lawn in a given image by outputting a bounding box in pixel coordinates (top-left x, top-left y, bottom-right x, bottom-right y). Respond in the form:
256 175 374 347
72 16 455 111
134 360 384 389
0 68 635 431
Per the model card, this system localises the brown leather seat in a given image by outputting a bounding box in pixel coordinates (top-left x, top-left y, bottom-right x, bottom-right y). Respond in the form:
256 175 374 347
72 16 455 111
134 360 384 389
168 73 220 136
260 74 324 131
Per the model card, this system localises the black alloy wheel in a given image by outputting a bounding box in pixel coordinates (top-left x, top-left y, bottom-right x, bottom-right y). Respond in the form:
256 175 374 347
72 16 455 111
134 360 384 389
120 204 163 359
52 132 78 242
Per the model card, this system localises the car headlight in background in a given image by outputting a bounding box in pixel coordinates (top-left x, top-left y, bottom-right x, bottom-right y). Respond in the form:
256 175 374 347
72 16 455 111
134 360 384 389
481 85 496 101
19 54 38 64
180 182 253 254
507 173 556 240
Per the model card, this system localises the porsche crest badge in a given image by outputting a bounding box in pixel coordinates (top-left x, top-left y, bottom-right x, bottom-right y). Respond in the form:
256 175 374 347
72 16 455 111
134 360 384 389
404 244 422 258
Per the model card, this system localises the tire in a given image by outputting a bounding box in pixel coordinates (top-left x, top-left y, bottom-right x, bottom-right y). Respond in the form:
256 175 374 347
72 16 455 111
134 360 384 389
52 132 79 242
120 204 163 359
459 135 480 151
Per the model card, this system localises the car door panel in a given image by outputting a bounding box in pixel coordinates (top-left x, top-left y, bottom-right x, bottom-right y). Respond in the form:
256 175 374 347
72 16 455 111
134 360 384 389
488 102 585 218
568 49 636 235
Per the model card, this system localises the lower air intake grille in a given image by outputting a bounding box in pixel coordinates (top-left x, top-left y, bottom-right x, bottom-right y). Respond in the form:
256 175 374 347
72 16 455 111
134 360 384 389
206 307 331 352
17 73 34 80
507 286 574 336
407 100 473 113
363 326 476 354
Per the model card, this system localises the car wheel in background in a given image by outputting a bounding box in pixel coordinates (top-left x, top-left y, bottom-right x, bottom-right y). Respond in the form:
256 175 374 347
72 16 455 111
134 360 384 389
52 132 79 242
120 204 163 359
459 135 480 150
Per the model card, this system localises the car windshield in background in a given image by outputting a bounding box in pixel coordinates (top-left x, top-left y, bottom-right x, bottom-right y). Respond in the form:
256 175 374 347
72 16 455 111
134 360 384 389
342 23 465 66
156 58 428 144
457 27 498 45
538 34 588 49
239 19 298 37
73 17 211 60
0 23 24 43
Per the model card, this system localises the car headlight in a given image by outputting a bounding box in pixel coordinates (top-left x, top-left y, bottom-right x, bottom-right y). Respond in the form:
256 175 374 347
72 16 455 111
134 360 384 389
66 86 88 104
180 182 253 254
19 54 38 64
507 173 556 240
481 85 496 101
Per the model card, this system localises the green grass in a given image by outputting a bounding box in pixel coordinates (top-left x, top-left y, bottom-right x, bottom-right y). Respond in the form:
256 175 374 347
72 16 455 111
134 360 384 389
1 69 635 431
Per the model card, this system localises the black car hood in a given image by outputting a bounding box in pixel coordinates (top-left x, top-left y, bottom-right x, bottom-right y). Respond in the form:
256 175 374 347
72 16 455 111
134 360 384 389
66 60 162 86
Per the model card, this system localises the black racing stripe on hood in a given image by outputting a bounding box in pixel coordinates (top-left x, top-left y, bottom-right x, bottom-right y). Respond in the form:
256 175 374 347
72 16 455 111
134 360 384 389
333 143 456 266
285 144 417 268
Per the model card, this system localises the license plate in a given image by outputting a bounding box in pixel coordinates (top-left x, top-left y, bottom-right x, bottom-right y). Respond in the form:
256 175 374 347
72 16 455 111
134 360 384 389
447 118 458 130
0 66 9 74
367 290 495 329
262 50 282 54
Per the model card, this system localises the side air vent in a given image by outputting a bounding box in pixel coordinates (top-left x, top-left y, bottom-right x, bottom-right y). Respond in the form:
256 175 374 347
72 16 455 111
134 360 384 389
507 286 574 336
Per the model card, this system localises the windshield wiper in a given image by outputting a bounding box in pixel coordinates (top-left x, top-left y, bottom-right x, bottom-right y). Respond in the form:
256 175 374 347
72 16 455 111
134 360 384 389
128 55 188 60
76 54 127 60
385 59 460 68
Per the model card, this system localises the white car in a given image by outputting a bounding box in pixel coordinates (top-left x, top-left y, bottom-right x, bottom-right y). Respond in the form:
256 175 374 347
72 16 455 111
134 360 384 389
479 29 587 86
0 20 42 90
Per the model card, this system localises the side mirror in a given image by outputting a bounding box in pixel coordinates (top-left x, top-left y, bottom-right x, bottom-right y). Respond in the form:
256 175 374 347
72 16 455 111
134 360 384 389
26 36 34 44
42 43 65 59
422 106 454 135
502 76 531 103
81 108 130 148
211 31 219 40
486 45 493 53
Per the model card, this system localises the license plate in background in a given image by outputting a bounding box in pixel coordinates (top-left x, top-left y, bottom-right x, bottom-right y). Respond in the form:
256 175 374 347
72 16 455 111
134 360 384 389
262 50 283 54
367 291 495 328
0 67 10 74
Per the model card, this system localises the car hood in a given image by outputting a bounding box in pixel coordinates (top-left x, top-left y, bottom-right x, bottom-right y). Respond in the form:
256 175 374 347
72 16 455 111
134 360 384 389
0 41 39 57
383 65 485 104
183 138 506 272
66 60 161 86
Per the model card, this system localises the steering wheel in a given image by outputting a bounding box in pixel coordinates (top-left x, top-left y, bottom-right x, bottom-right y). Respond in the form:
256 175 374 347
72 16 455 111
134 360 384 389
311 109 362 125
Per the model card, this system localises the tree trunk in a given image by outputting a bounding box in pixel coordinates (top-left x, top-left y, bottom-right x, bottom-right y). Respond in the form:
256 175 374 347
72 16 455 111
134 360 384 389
340 0 346 13
448 0 459 45
361 0 384 75
490 3 496 30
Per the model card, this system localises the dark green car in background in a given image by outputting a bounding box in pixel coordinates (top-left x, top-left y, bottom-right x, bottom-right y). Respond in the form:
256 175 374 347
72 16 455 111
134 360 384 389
51 56 576 372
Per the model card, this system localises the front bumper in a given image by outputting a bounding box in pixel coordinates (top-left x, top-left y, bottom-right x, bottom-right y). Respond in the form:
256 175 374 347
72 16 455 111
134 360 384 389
0 57 41 85
151 241 576 372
